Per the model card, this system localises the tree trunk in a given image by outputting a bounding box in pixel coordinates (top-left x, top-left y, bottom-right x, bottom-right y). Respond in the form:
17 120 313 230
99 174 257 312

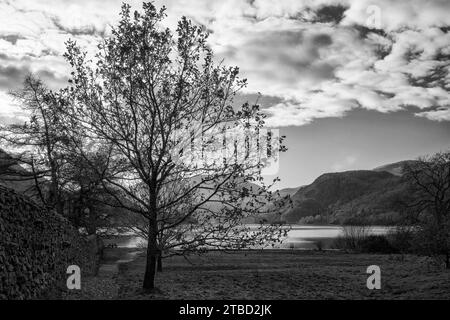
142 181 160 291
142 245 157 290
157 254 162 272
143 221 158 291
446 252 449 269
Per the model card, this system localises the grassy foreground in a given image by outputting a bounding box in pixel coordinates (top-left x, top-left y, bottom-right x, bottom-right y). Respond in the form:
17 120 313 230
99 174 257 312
115 250 450 300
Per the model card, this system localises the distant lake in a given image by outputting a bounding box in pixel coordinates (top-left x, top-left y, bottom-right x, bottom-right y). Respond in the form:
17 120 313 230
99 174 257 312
104 225 393 250
278 225 392 249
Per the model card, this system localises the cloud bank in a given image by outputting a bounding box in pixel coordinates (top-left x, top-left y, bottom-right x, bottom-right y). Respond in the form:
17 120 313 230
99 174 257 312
0 0 449 126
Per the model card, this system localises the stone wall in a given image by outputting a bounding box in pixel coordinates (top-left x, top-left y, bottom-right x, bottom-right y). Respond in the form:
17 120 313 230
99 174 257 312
0 186 99 299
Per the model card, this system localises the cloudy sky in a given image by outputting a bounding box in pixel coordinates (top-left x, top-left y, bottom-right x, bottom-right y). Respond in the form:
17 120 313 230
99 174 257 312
0 0 449 188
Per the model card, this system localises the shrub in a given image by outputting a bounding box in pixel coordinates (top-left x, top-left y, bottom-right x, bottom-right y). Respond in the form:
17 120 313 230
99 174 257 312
387 226 414 253
411 219 450 268
331 225 371 251
332 225 399 253
360 235 397 254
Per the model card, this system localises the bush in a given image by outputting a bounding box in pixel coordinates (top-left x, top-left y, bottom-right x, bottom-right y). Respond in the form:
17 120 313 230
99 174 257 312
331 225 371 251
332 225 399 253
411 219 450 268
387 226 414 253
359 235 397 254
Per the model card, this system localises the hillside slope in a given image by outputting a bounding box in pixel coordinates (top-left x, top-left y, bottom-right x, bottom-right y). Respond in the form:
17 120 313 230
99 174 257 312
373 160 418 176
283 169 409 225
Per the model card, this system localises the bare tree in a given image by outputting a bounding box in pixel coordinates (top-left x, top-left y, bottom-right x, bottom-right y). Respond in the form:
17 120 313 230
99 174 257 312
62 144 120 235
404 151 450 268
63 3 289 291
0 75 120 237
0 75 68 214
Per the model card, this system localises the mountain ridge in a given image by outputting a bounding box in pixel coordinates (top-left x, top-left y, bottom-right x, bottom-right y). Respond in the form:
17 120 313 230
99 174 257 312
281 160 413 225
373 160 418 176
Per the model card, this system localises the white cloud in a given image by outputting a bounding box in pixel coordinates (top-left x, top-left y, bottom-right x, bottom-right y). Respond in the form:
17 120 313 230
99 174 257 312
342 0 450 32
0 91 27 124
331 154 358 171
416 107 450 122
0 0 449 126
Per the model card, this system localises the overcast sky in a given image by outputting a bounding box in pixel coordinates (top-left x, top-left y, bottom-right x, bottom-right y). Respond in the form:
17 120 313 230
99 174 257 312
0 0 449 188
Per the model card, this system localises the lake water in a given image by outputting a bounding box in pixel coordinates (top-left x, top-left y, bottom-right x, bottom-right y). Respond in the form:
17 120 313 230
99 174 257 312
104 225 392 250
279 225 391 249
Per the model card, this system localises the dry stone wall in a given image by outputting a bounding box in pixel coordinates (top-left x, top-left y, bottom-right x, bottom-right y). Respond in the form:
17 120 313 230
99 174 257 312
0 185 98 299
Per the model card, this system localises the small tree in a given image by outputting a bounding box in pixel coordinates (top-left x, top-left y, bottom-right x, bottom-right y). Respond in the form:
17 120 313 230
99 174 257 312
0 75 68 214
404 152 450 268
0 75 123 238
63 144 122 235
64 3 289 291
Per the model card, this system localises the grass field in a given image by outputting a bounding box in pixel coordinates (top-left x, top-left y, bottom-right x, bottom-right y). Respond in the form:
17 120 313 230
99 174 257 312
113 250 450 300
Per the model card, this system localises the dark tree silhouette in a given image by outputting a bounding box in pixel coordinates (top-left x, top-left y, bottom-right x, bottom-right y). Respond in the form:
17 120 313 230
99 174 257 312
0 76 122 236
404 151 450 268
0 75 68 214
62 145 122 235
63 3 289 291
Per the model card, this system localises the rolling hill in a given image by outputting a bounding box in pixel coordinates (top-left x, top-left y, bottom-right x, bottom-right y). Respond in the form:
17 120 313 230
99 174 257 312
1 145 417 226
282 161 413 225
373 160 418 176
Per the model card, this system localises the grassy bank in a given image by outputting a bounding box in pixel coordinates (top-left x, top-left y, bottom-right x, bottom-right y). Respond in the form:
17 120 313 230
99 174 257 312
116 250 450 300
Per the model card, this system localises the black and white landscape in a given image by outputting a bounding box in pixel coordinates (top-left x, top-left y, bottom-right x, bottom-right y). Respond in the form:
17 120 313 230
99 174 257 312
0 0 449 301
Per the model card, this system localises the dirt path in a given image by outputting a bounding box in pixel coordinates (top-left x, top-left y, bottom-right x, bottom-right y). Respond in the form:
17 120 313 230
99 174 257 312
98 250 141 277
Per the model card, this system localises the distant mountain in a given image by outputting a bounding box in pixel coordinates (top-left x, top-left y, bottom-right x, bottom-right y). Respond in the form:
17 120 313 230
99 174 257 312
282 165 412 225
373 160 418 176
1 146 418 226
